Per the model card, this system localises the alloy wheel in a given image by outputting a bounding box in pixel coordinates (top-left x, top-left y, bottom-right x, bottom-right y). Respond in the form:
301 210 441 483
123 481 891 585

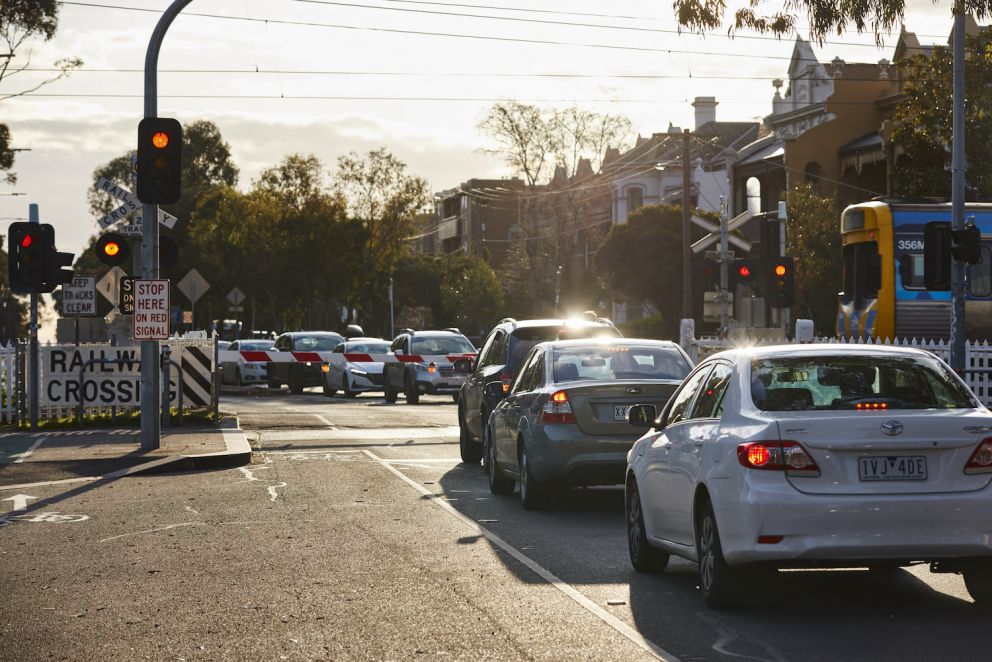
699 515 716 592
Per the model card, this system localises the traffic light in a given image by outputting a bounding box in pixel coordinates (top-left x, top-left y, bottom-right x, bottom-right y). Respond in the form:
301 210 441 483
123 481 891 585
45 247 74 290
731 258 757 289
8 222 47 293
693 258 719 292
924 221 952 290
137 117 183 204
159 235 179 271
767 257 795 308
96 232 130 267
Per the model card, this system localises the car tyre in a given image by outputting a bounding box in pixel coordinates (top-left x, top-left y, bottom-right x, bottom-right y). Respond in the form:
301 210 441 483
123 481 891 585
964 565 992 606
519 442 547 510
626 478 669 573
459 405 483 464
267 373 279 389
289 368 304 395
383 382 398 403
405 375 420 405
343 374 358 399
697 500 743 608
235 369 243 387
322 379 337 398
486 425 514 495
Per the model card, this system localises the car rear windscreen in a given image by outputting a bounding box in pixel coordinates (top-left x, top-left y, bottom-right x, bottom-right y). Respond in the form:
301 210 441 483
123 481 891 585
296 335 343 351
508 325 621 371
411 337 476 355
750 355 977 411
553 345 690 382
346 342 390 354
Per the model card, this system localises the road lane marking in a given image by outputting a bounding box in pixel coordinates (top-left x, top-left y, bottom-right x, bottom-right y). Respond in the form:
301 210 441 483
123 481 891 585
13 436 47 463
99 522 204 543
268 481 287 502
2 494 38 511
362 449 679 662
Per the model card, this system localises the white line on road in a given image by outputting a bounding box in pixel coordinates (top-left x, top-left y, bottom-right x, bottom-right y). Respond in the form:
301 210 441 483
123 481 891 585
99 522 205 543
268 481 287 502
362 449 679 662
13 436 47 463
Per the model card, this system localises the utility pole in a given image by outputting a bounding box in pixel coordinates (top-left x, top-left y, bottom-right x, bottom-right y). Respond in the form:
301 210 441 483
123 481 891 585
950 5 966 371
140 0 193 451
718 201 729 332
681 129 692 321
27 203 39 432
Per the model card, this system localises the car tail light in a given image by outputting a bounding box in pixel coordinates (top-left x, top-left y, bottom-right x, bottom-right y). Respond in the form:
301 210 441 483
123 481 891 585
965 437 992 474
737 441 820 477
499 371 514 394
542 390 575 424
321 364 330 373
427 362 437 374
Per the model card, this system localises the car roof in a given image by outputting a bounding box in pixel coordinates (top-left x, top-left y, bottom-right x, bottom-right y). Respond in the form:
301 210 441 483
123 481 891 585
408 331 467 337
280 331 343 337
504 318 614 330
540 338 682 350
708 343 937 363
345 337 388 344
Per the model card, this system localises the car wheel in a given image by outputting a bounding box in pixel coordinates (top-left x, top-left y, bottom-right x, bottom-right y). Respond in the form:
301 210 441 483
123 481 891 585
626 478 669 573
383 382 398 403
519 442 547 510
289 368 304 395
459 407 483 464
696 500 742 608
405 375 420 405
486 425 514 495
343 374 358 399
322 378 337 398
267 373 279 389
964 565 992 606
235 369 243 387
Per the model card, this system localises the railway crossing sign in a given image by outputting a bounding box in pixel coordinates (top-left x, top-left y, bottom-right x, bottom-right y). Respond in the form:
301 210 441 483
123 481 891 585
93 177 178 230
690 211 753 254
62 277 96 316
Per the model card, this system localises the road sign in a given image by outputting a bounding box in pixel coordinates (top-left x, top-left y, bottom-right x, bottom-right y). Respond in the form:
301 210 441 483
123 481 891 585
227 287 245 306
691 211 753 254
133 279 170 340
119 276 136 315
229 305 244 313
182 311 193 324
62 276 96 316
96 266 127 304
177 268 209 304
704 249 735 261
93 178 178 230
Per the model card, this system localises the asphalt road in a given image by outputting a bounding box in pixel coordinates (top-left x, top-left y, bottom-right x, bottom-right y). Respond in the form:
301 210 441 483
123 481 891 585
2 384 991 661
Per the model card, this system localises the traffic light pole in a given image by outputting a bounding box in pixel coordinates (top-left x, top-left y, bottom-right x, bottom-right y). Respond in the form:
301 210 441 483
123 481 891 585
28 203 39 432
950 7 967 372
141 0 193 450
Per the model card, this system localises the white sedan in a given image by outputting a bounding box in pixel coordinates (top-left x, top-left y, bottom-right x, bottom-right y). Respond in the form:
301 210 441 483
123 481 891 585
624 344 992 607
322 338 391 398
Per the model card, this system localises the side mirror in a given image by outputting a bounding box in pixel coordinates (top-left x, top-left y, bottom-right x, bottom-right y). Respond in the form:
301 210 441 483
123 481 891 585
453 358 473 374
627 404 657 429
484 381 505 397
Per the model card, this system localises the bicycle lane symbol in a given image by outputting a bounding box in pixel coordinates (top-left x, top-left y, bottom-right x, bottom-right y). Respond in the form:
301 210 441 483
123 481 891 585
0 512 90 528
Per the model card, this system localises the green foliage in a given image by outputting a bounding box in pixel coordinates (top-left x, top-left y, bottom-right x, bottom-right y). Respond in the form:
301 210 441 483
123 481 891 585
595 204 693 337
395 254 503 335
890 31 992 199
616 314 669 341
787 184 841 335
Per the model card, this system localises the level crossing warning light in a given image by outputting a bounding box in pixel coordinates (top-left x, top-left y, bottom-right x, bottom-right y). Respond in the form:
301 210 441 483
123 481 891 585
96 232 130 267
137 117 183 205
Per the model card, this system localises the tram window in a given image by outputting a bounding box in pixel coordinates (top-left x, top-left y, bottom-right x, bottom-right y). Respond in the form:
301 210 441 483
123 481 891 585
842 209 865 231
899 254 926 290
968 246 992 298
841 242 881 306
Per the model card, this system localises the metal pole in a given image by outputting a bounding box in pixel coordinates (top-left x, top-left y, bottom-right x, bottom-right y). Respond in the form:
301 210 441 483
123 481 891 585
950 6 967 372
27 203 38 432
161 344 171 428
140 0 193 450
388 278 394 339
719 203 729 332
681 129 692 321
554 265 562 316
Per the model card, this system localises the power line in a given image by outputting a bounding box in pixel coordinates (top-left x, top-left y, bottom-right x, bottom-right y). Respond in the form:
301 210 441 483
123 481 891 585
54 1 860 64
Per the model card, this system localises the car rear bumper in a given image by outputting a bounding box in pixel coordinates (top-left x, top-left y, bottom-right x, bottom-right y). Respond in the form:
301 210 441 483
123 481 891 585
530 425 634 487
414 374 466 395
716 477 992 565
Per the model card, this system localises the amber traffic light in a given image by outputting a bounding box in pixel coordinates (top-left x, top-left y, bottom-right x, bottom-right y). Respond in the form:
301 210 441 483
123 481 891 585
96 232 130 267
767 257 795 308
137 117 183 204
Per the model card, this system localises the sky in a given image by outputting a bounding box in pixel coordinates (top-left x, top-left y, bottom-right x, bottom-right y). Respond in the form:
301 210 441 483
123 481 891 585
0 0 961 338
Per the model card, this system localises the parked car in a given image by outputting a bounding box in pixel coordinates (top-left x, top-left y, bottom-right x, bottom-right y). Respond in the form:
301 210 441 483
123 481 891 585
322 337 392 398
624 344 992 608
485 338 691 509
220 339 275 386
382 329 477 404
266 331 344 394
458 316 623 463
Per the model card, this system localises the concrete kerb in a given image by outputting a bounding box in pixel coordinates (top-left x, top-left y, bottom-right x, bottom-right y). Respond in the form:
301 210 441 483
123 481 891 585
130 416 252 475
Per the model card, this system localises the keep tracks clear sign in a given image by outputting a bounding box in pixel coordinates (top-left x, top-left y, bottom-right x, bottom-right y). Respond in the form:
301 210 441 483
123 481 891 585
40 345 176 407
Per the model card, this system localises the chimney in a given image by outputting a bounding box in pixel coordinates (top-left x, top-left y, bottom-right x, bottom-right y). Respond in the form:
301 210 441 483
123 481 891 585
692 96 717 129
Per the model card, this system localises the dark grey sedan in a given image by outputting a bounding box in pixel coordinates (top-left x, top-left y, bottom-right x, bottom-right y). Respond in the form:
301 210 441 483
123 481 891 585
484 338 692 509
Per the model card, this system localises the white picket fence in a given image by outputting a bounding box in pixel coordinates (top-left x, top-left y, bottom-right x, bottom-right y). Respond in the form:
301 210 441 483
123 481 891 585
0 336 216 425
680 322 992 407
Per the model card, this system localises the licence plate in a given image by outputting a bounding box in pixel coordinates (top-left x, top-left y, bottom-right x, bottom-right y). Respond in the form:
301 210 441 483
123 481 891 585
858 456 928 481
445 376 465 386
614 405 633 421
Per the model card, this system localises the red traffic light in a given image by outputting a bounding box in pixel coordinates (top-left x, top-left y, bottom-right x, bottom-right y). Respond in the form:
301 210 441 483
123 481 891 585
738 265 751 278
20 233 33 248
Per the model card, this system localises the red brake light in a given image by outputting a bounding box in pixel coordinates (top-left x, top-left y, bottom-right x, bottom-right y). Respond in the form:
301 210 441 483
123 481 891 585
965 437 992 474
737 441 820 476
542 390 575 424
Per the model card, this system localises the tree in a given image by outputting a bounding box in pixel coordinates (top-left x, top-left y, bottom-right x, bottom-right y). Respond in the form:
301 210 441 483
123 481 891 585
393 255 503 336
671 0 985 44
334 148 430 327
1 1 81 184
889 30 992 199
787 184 842 334
595 205 695 338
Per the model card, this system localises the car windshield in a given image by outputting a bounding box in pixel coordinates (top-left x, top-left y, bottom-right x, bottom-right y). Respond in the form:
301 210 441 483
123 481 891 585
508 325 621 370
750 354 977 411
294 335 343 351
346 342 390 354
411 336 476 355
240 341 274 351
552 345 690 382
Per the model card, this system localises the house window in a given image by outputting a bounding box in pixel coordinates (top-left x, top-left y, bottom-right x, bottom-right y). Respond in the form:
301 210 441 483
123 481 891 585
804 162 822 192
746 177 762 215
627 187 644 212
